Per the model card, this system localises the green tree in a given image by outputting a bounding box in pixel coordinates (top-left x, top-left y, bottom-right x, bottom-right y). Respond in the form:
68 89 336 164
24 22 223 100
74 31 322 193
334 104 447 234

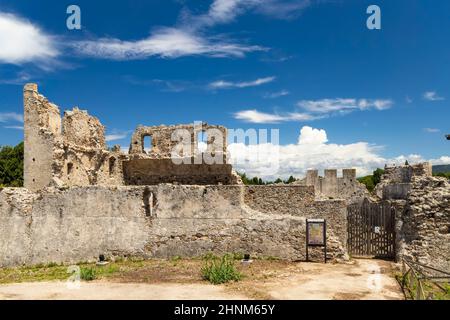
357 168 385 193
372 168 384 185
0 142 24 187
285 176 296 184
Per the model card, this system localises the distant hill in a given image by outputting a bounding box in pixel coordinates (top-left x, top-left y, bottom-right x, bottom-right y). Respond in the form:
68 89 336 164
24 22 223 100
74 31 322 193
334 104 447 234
433 165 450 174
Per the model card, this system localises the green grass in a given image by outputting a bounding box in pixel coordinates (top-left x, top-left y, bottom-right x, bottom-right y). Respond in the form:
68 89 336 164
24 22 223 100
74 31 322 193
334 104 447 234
201 254 242 285
0 260 138 284
397 272 450 300
80 267 96 281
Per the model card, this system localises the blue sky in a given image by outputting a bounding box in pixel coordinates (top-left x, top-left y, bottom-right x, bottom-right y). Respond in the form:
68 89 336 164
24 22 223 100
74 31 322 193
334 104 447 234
0 0 449 178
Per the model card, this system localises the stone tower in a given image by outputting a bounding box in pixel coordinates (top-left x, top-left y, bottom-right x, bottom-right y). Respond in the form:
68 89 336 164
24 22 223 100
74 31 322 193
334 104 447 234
23 83 61 191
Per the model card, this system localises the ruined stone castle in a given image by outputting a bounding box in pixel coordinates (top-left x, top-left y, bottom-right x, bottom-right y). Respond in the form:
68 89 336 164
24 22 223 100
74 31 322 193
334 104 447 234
0 84 448 271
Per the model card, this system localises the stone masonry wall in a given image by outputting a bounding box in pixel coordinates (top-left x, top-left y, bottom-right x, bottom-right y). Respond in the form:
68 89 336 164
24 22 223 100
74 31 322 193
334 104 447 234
0 185 347 267
396 176 450 271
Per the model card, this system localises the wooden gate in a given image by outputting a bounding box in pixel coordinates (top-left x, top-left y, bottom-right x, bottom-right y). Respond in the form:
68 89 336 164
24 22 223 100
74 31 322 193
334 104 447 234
347 198 396 259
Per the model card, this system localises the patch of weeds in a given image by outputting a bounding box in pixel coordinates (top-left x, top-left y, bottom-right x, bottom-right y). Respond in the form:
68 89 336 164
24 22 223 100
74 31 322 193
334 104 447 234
80 267 96 281
231 252 244 260
46 262 59 268
170 255 182 266
201 254 242 285
261 256 280 261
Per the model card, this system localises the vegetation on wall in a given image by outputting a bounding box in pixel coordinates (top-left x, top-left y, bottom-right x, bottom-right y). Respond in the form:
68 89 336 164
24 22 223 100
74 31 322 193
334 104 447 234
434 172 450 179
0 142 24 187
357 168 385 192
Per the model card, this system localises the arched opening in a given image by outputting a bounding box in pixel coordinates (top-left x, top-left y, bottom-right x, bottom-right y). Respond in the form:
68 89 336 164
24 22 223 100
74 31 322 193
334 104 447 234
143 135 152 154
197 131 207 153
67 163 73 175
109 157 116 175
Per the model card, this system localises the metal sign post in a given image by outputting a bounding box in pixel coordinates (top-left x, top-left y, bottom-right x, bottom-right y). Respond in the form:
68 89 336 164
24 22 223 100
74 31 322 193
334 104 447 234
306 219 327 263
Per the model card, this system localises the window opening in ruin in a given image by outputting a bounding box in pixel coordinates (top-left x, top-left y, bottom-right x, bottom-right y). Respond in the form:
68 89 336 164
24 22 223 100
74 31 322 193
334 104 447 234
197 131 207 153
143 135 152 154
143 187 155 217
67 163 73 175
109 157 116 175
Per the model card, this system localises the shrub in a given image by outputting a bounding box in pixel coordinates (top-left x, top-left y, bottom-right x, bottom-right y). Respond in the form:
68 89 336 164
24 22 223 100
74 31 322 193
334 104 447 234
201 254 242 284
80 267 96 281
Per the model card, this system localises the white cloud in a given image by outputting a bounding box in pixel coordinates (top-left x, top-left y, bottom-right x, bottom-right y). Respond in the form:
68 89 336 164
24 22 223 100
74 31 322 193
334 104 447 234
424 128 440 133
105 130 130 142
234 109 319 123
297 98 393 114
182 0 314 30
72 27 265 60
3 125 23 130
264 90 290 98
297 126 327 144
254 0 313 19
234 110 286 123
234 97 392 123
72 0 315 61
228 126 450 180
0 13 58 64
423 91 445 101
0 112 23 123
210 76 275 89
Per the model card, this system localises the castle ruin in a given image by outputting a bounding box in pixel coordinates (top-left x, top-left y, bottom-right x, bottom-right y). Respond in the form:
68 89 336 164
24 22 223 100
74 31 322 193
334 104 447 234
0 84 448 271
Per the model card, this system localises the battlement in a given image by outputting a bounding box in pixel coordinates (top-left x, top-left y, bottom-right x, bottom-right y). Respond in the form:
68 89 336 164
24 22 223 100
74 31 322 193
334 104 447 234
305 168 367 201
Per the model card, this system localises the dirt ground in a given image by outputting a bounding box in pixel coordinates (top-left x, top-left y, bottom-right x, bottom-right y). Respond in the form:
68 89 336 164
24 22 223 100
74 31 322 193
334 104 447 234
0 259 404 300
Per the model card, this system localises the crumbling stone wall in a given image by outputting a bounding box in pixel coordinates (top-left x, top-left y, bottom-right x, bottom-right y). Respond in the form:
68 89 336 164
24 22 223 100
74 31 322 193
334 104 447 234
24 84 123 190
375 162 433 199
369 163 450 270
0 185 348 267
129 124 227 158
24 84 237 189
123 159 237 185
395 176 450 271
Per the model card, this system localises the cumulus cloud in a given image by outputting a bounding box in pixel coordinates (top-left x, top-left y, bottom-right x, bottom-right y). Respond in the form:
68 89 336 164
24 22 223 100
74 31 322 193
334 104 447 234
228 126 449 180
209 76 275 89
0 12 58 64
423 91 445 101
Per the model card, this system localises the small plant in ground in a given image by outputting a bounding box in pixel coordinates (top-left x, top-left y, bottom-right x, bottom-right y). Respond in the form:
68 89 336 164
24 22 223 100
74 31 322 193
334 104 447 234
80 267 96 281
201 254 242 285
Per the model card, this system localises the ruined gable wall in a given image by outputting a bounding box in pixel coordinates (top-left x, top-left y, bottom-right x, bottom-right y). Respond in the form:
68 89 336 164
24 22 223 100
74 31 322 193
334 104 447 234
23 84 124 190
126 124 235 185
129 124 228 158
0 185 348 267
